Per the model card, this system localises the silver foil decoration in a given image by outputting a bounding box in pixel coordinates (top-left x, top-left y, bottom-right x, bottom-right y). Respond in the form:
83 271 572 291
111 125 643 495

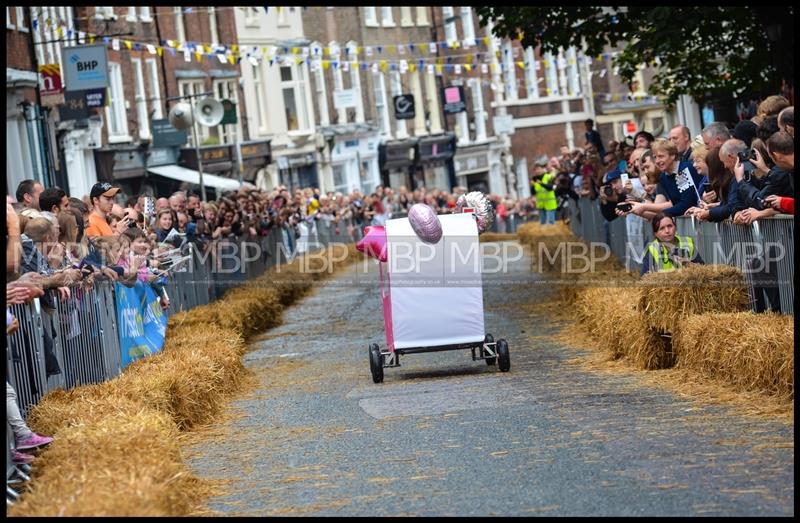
455 191 495 233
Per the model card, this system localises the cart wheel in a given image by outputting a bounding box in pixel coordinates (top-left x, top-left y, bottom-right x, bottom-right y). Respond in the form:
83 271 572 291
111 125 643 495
369 344 384 384
497 339 510 372
484 334 496 366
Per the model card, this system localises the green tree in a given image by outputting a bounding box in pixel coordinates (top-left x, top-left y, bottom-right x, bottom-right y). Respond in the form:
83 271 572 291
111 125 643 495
475 7 793 107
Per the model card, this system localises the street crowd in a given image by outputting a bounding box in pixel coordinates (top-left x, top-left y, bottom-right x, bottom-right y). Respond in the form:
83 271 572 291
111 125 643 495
5 94 794 466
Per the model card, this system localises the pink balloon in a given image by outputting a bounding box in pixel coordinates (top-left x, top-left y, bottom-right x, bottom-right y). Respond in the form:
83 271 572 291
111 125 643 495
356 225 388 262
408 204 443 244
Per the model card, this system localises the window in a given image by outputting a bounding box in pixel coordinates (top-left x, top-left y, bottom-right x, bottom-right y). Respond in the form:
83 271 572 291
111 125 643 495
131 58 150 140
277 6 288 26
245 7 260 27
567 47 581 96
313 63 330 127
544 51 558 96
360 160 375 195
333 164 348 194
442 7 457 45
251 62 267 133
127 7 137 22
415 7 429 26
502 40 518 101
381 7 394 26
106 62 130 141
15 6 27 31
208 8 219 46
373 71 391 137
178 80 208 145
139 7 151 22
364 7 378 26
7 7 14 29
280 65 310 132
145 59 162 120
400 6 413 27
214 80 241 145
524 46 539 99
174 7 185 43
470 79 486 141
460 7 475 45
391 71 408 139
95 7 115 20
347 43 365 123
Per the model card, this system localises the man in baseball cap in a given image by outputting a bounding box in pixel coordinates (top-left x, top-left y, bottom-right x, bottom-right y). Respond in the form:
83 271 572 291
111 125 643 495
85 182 122 238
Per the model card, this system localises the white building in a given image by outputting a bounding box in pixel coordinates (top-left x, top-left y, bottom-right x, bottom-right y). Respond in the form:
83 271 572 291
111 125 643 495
235 7 318 191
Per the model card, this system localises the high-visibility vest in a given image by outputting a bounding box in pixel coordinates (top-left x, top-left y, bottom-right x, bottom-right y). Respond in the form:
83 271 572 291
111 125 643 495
646 235 696 272
533 172 558 211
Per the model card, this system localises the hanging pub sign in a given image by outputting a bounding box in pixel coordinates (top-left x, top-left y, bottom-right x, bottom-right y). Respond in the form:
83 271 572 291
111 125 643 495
152 118 188 148
393 94 415 120
39 64 64 106
442 85 466 114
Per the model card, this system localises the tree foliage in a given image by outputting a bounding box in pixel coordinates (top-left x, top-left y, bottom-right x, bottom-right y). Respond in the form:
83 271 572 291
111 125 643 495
475 7 793 106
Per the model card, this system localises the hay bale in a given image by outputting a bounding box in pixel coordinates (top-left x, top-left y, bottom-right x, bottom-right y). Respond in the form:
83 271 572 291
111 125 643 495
673 312 794 399
574 285 671 369
9 407 209 516
638 264 750 334
479 232 517 243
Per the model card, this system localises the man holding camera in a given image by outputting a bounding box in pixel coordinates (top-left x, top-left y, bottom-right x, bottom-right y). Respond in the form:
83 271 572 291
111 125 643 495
598 170 627 222
531 158 558 225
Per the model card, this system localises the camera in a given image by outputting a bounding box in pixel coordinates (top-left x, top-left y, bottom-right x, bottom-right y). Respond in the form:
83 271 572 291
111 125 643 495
603 185 615 197
737 148 757 163
617 202 633 213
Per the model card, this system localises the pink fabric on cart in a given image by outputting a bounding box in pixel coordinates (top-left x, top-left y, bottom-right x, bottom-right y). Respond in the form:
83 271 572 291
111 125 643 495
356 225 388 262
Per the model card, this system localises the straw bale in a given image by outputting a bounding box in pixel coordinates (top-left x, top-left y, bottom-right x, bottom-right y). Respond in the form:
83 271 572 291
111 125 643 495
8 408 211 516
479 232 517 243
638 264 750 334
673 312 794 399
574 285 671 369
27 381 141 437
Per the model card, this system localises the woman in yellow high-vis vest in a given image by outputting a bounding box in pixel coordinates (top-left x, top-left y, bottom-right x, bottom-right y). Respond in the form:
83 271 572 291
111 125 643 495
532 170 558 225
641 212 704 275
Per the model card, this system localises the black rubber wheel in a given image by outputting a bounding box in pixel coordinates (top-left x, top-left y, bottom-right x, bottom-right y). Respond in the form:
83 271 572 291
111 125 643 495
497 339 510 372
484 334 496 366
369 344 384 383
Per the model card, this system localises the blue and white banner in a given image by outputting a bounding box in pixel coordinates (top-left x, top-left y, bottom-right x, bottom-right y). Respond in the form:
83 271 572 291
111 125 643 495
115 282 167 368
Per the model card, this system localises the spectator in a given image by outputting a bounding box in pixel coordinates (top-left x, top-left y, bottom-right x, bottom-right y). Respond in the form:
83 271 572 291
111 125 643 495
154 209 180 246
15 179 44 219
734 132 793 222
598 170 625 222
633 130 656 150
701 122 732 149
764 194 794 215
669 125 693 163
169 191 187 214
686 146 740 222
777 106 793 137
756 115 780 143
85 182 123 238
7 378 54 465
628 139 703 219
584 118 605 159
732 120 758 148
641 213 704 275
753 95 791 126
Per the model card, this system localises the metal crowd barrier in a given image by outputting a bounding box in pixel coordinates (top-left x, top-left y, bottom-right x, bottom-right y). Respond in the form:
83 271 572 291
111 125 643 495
7 222 355 493
565 199 794 314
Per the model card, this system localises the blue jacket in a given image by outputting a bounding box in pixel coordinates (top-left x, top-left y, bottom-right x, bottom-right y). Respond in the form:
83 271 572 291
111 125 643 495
707 177 742 222
656 161 703 217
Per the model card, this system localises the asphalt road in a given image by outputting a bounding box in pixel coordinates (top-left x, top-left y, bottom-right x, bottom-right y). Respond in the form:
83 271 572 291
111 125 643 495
187 243 794 516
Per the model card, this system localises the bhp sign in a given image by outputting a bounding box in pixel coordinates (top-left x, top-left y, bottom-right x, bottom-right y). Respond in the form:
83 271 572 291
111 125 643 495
63 44 109 91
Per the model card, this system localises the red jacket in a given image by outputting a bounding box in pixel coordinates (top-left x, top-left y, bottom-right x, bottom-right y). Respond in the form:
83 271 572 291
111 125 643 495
778 197 794 215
